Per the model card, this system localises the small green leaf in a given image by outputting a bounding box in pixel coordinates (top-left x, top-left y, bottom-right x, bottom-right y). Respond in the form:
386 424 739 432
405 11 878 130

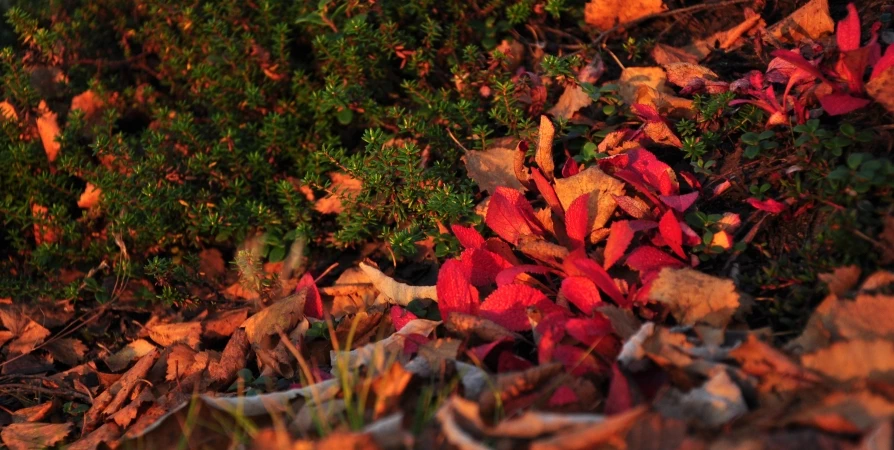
336 108 353 125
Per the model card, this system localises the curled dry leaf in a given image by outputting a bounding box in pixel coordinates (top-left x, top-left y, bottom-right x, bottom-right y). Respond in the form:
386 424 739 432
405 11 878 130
462 136 527 194
331 318 441 373
1 423 71 450
360 261 437 306
85 350 159 432
536 116 555 180
240 292 307 349
208 328 250 386
103 338 156 372
647 268 740 327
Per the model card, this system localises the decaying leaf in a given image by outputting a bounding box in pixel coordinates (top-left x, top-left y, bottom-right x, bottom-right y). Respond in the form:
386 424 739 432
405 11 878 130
766 0 835 44
104 338 156 372
789 289 894 354
44 337 88 366
1 422 71 450
554 166 624 236
147 321 202 348
801 340 894 383
85 350 159 432
360 262 437 306
583 0 664 32
647 268 740 327
0 307 51 356
463 136 527 194
240 292 307 349
536 116 555 179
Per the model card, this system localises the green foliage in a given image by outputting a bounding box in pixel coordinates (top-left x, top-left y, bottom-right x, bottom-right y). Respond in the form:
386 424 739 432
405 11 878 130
0 0 584 300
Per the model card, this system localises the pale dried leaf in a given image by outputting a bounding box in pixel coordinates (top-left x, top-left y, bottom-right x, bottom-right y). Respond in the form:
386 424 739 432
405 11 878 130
359 262 437 306
463 137 527 194
554 166 624 234
36 100 61 163
766 0 834 44
331 319 441 373
148 321 202 348
548 84 592 120
240 292 307 349
789 291 894 354
655 369 748 427
802 340 894 383
1 423 70 450
536 116 555 179
164 343 198 381
104 339 156 372
584 0 665 32
530 406 648 450
647 268 740 327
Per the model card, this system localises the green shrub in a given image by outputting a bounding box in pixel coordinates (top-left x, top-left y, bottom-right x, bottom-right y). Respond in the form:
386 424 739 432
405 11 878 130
0 0 585 301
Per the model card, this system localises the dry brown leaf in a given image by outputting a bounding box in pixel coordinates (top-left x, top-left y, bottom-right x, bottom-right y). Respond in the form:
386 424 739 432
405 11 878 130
651 44 700 65
642 121 682 148
530 406 648 450
801 340 894 383
788 391 894 434
0 100 18 121
462 136 527 194
11 402 55 423
372 361 414 419
446 395 606 439
203 308 249 340
619 67 693 117
445 312 520 342
164 343 198 381
867 67 894 114
728 335 819 396
766 0 834 44
482 362 564 409
148 321 202 348
818 266 862 297
583 0 664 31
241 292 306 349
104 338 156 372
70 90 116 126
110 386 154 428
536 116 555 180
647 268 740 328
597 305 642 340
1 422 71 450
436 399 490 450
0 306 51 356
419 338 463 367
44 337 88 366
683 10 763 60
30 203 58 245
77 183 102 209
314 172 363 214
547 83 593 120
554 166 624 234
85 350 159 431
654 369 748 427
36 100 61 163
663 63 720 88
789 290 894 354
66 422 120 450
359 262 437 306
209 328 250 386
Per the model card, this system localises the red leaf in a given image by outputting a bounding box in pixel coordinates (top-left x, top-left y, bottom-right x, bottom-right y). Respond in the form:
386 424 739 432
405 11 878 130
566 252 627 307
553 344 607 376
497 351 534 372
746 197 786 214
678 171 701 190
657 170 676 196
561 158 580 178
479 284 563 331
536 313 567 364
437 259 480 319
548 386 579 407
403 333 430 355
612 194 653 219
451 224 485 249
495 264 553 287
390 306 418 332
659 192 699 212
468 338 513 365
461 248 513 286
604 363 635 414
532 168 564 219
565 193 590 249
626 149 677 195
658 210 685 259
604 220 635 269
819 93 871 116
625 246 686 273
871 45 894 80
560 276 602 314
629 220 658 232
631 103 662 122
297 273 323 319
837 3 861 52
770 50 830 85
614 170 662 206
565 316 614 346
485 187 542 245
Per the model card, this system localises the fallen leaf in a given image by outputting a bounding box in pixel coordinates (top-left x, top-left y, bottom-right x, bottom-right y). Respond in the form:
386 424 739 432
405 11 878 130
801 340 894 383
480 284 564 332
85 350 159 432
445 312 520 342
647 268 740 327
359 262 437 306
437 259 479 319
148 321 202 348
818 266 861 296
36 100 61 162
66 423 120 450
30 203 58 245
683 9 764 60
554 166 625 235
560 276 602 315
104 339 157 372
76 183 102 209
240 292 307 349
530 406 648 450
584 0 664 32
536 116 556 179
313 172 362 214
208 328 250 386
655 369 748 427
565 194 590 249
485 187 544 245
463 136 527 194
867 66 894 114
203 308 250 340
1 423 70 450
651 44 700 65
766 0 835 44
0 307 51 356
788 390 894 434
44 337 88 366
658 210 686 259
1 100 18 121
625 245 686 273
331 319 440 373
11 402 55 423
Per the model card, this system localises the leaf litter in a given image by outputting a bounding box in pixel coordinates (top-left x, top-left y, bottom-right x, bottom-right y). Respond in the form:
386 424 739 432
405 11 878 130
4 2 894 450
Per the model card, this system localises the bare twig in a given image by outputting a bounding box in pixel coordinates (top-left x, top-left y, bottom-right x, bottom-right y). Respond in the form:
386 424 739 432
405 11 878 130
0 383 92 403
